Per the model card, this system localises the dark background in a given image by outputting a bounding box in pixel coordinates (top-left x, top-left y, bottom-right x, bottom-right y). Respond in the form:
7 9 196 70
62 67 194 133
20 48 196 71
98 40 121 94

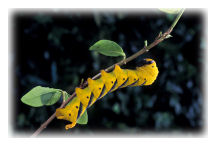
11 9 206 136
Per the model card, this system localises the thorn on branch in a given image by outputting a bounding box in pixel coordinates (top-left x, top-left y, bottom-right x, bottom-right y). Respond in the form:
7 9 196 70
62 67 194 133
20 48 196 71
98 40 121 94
79 78 85 88
155 31 163 40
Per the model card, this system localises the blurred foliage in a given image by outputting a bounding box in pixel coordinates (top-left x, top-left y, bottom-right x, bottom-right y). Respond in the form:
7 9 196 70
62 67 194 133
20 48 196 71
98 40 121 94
11 9 205 135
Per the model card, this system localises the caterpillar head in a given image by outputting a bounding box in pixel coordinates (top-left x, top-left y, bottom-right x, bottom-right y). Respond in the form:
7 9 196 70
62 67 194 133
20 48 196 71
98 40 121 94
56 108 74 121
56 108 77 130
56 97 80 130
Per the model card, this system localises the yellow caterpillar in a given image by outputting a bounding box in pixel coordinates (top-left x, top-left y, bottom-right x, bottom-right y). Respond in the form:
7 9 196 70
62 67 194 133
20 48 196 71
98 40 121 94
56 58 159 130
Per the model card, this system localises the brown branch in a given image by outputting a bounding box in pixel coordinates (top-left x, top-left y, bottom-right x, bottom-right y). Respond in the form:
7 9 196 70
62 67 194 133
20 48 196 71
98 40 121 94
31 9 185 137
31 92 76 137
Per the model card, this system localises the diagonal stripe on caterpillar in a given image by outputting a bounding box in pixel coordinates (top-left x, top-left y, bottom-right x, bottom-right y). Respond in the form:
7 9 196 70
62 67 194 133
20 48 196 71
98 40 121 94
56 58 159 130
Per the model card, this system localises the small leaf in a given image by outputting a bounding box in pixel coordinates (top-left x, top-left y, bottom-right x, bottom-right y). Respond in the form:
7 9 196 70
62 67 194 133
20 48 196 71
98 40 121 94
165 34 173 39
89 40 126 57
21 86 62 107
144 40 148 47
159 8 182 14
77 110 88 124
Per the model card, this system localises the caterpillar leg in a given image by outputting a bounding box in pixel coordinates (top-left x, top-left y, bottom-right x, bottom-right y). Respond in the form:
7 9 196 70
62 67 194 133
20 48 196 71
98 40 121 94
56 108 78 130
65 122 76 130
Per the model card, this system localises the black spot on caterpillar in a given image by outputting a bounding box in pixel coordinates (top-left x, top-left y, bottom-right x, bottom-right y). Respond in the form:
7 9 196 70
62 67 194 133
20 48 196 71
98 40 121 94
99 85 106 98
56 58 159 130
118 77 129 88
108 79 117 93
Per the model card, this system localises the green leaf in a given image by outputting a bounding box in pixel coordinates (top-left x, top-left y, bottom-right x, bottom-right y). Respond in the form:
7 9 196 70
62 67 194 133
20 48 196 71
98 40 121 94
144 40 148 47
63 91 73 105
158 8 182 14
77 110 88 125
21 86 62 107
89 40 126 58
63 91 71 101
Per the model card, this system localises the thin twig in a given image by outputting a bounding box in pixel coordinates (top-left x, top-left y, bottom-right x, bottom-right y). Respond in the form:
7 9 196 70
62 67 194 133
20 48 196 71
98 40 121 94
31 92 76 137
31 9 185 137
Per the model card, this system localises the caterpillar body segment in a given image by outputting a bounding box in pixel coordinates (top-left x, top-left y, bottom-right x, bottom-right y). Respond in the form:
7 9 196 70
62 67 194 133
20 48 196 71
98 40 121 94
99 70 117 97
110 65 128 91
86 78 104 106
75 87 91 115
120 69 139 88
56 58 159 130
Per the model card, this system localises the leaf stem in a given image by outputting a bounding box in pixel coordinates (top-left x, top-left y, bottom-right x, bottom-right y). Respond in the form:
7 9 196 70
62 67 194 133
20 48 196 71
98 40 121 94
31 9 185 137
170 9 185 32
